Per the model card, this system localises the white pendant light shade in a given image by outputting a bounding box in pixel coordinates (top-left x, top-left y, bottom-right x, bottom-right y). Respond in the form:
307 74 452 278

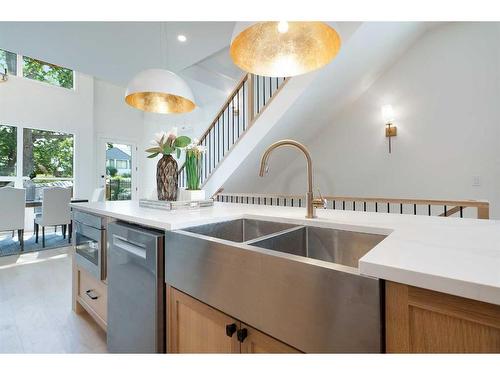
230 22 341 77
125 69 196 114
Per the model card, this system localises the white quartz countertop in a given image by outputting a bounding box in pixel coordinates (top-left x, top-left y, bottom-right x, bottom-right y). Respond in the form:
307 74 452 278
71 200 500 306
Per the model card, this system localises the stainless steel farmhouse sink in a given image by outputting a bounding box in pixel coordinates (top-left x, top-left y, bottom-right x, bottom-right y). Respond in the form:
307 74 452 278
165 218 388 353
182 218 296 242
249 226 385 268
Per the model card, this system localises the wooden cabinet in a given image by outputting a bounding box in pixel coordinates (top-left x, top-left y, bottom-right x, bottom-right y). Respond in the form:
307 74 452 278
386 281 500 353
240 324 300 353
72 256 107 332
167 287 300 353
168 287 240 353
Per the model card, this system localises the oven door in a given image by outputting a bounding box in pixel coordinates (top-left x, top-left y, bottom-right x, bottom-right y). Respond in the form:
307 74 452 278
74 220 104 280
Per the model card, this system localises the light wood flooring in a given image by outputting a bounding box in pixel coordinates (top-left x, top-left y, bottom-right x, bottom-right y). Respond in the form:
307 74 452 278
0 246 107 353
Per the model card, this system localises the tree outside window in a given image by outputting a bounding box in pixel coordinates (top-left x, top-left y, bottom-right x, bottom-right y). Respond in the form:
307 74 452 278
23 56 74 89
0 125 17 176
23 128 74 179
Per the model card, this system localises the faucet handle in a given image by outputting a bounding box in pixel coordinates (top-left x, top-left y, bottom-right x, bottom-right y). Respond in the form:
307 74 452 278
313 189 328 209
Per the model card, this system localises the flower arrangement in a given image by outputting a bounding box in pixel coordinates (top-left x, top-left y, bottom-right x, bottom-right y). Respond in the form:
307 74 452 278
145 128 191 159
184 139 206 190
145 127 191 201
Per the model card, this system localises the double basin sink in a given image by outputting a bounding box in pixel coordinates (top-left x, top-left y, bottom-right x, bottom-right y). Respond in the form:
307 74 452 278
165 218 387 353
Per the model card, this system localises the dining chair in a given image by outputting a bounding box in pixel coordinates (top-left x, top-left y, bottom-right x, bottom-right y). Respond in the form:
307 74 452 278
34 187 72 248
0 187 26 251
91 187 105 202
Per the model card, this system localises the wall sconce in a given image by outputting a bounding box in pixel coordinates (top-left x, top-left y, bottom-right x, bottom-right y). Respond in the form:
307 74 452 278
0 68 8 83
381 104 397 153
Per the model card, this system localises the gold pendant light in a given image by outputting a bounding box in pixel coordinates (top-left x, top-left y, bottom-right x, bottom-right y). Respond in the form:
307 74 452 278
125 69 196 114
230 22 341 77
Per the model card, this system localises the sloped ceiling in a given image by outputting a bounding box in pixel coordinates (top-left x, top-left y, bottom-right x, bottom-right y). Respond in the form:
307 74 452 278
0 21 235 86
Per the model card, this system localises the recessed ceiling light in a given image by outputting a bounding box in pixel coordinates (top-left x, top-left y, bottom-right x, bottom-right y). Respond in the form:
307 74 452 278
177 34 187 42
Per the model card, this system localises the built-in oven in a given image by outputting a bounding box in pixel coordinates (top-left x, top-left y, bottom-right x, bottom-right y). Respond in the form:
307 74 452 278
73 210 107 281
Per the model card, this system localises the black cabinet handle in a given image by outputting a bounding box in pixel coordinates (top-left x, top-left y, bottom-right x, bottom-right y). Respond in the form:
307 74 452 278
85 289 98 300
226 323 237 337
237 328 248 343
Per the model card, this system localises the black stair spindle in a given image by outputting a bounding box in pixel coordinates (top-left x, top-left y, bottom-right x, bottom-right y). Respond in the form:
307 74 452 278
262 76 266 107
444 205 447 217
243 82 246 130
222 111 225 157
256 75 260 113
375 202 378 212
400 203 403 214
353 201 356 211
269 77 272 102
460 206 463 218
387 202 390 213
342 201 345 210
414 204 417 215
364 202 367 212
428 205 431 216
237 91 240 137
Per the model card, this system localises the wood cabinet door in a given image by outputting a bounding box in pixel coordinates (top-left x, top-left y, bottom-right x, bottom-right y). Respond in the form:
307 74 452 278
386 281 500 353
168 287 240 353
239 324 301 353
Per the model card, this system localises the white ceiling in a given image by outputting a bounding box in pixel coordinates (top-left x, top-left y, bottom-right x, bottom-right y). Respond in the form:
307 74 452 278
0 21 236 87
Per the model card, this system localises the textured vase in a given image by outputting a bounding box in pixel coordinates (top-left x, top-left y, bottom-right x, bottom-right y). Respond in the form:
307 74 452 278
157 155 178 201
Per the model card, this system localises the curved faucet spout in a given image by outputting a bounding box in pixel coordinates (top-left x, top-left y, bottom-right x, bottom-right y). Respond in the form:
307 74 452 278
259 139 315 218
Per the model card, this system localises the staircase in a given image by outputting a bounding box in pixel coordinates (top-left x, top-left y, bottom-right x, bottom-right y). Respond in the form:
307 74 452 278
178 73 289 192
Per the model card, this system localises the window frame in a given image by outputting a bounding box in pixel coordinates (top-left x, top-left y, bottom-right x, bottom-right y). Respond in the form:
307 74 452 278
0 47 76 90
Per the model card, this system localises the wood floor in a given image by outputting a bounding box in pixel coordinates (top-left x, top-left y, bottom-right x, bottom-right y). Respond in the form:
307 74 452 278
0 246 107 353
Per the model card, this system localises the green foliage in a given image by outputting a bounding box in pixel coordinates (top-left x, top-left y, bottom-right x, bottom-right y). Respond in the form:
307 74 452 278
185 149 203 190
174 136 191 148
23 56 73 89
0 125 17 176
107 166 118 177
29 130 74 178
146 132 191 158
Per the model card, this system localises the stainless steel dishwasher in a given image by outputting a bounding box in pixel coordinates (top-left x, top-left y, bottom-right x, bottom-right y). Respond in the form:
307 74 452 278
107 221 165 353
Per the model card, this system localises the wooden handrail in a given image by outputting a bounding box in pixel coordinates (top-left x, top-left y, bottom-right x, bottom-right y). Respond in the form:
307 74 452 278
214 192 490 219
197 73 250 143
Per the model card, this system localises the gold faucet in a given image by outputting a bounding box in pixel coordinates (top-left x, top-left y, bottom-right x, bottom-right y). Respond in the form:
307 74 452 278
259 139 325 219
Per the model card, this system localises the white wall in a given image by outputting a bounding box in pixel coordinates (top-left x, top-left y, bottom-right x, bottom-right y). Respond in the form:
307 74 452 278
240 23 500 218
0 72 95 198
93 78 144 195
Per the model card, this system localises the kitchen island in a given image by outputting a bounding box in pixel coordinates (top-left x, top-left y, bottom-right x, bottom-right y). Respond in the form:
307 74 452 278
70 200 500 353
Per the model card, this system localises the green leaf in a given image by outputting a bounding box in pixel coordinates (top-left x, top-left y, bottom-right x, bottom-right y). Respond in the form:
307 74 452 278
174 136 191 148
162 145 174 155
147 152 159 158
145 147 162 153
176 148 181 159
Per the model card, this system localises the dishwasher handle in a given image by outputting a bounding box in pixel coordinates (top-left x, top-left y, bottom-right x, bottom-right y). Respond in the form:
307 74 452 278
113 235 147 259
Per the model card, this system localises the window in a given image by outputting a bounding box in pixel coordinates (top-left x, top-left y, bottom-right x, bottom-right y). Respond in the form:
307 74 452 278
1 47 75 88
23 128 73 177
0 125 17 176
0 48 17 75
23 56 74 89
116 160 128 169
0 125 74 196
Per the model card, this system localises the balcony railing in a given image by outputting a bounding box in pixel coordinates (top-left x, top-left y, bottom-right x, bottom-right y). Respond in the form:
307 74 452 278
214 192 490 219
